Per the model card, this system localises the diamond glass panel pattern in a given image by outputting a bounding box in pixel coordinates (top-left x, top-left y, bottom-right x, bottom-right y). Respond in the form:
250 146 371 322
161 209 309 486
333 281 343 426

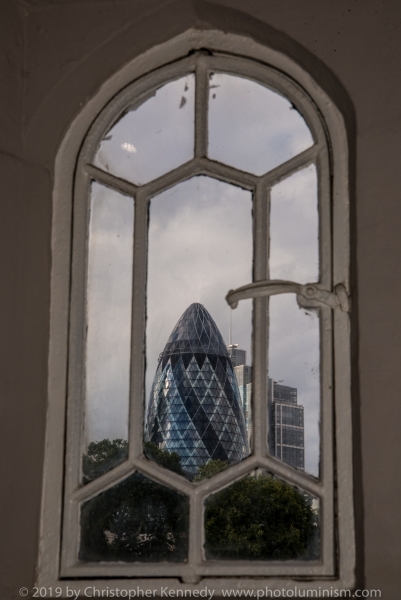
145 304 249 477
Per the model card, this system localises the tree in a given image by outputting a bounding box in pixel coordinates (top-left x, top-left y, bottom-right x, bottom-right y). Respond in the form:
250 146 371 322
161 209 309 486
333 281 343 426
194 459 228 481
143 441 184 476
81 441 318 563
83 438 128 483
204 474 318 560
80 439 187 561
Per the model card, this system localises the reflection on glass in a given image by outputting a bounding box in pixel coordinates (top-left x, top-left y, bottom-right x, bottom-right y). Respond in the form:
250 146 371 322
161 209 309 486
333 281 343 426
80 472 189 562
268 294 320 477
84 183 134 481
94 75 195 185
145 176 253 480
270 165 318 283
204 472 320 560
208 73 313 175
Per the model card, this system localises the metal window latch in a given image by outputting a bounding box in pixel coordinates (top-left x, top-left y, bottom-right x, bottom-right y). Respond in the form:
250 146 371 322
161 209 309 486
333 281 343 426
226 280 351 313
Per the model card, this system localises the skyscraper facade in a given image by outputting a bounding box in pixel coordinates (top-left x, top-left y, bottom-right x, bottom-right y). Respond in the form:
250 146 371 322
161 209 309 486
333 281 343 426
145 303 249 477
228 345 253 444
228 345 305 471
268 378 305 470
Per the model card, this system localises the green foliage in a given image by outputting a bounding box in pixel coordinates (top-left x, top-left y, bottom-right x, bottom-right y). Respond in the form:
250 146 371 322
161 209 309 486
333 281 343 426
82 438 128 483
81 441 318 562
80 439 188 562
204 474 318 560
144 441 184 476
194 459 228 481
80 472 188 562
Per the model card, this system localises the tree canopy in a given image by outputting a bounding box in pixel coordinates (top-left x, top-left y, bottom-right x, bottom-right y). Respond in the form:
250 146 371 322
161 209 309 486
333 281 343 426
81 440 318 562
204 474 318 560
80 439 188 562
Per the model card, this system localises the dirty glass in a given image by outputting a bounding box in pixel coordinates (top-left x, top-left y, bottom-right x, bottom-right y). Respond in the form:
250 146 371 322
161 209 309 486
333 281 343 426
83 183 133 483
145 176 253 480
270 165 319 283
204 472 320 560
208 73 313 175
268 294 320 478
80 472 189 562
94 75 195 185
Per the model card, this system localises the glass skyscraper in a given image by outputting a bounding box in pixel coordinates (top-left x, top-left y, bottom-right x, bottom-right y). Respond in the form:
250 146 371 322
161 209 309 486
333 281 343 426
228 345 305 471
268 378 305 470
145 303 249 477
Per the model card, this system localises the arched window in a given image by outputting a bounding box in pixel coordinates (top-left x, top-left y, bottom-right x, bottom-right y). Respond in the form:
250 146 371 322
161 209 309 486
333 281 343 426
40 32 355 592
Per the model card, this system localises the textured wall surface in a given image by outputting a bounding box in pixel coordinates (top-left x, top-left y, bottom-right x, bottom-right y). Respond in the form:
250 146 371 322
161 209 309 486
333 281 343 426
0 0 400 597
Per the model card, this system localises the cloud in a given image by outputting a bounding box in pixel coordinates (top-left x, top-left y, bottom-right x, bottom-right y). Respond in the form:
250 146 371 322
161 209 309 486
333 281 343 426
94 75 195 185
85 73 320 477
208 73 313 176
270 165 319 284
85 183 134 443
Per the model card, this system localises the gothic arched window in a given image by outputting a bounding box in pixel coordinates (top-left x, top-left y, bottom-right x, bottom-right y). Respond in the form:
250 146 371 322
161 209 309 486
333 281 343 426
40 32 355 593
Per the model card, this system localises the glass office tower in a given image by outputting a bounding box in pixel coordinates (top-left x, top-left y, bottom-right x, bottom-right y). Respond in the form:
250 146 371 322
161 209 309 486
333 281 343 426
268 378 305 470
145 303 249 477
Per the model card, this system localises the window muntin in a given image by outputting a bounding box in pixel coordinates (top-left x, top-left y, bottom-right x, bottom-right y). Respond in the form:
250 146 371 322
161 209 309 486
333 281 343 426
59 50 349 582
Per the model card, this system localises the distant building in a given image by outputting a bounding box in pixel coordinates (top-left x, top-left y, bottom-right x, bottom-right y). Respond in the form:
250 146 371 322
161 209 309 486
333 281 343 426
229 346 305 471
145 303 249 477
228 344 246 368
268 378 305 471
228 345 253 445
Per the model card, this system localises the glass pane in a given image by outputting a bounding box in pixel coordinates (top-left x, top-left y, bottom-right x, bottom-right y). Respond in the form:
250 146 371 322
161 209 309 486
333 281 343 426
208 73 313 176
204 472 320 560
145 176 252 480
268 294 320 477
94 75 195 185
83 183 134 483
80 472 189 562
270 165 319 283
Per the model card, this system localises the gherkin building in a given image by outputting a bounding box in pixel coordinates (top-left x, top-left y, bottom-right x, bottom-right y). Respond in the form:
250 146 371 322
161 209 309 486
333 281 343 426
145 303 249 477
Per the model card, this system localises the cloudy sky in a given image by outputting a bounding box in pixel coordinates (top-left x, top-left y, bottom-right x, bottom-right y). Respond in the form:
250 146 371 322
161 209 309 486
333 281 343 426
85 72 320 477
85 183 133 445
146 176 253 396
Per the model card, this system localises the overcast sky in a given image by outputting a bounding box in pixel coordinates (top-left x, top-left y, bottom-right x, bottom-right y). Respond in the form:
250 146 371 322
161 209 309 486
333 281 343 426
146 176 253 396
85 73 320 477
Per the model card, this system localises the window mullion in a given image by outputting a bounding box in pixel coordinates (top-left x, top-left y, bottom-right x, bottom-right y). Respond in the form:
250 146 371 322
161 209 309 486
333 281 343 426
252 180 269 458
317 145 332 290
195 57 208 158
129 189 148 460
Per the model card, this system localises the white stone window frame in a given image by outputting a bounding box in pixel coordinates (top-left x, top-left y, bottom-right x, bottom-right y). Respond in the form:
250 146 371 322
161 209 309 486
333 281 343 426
38 30 355 593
